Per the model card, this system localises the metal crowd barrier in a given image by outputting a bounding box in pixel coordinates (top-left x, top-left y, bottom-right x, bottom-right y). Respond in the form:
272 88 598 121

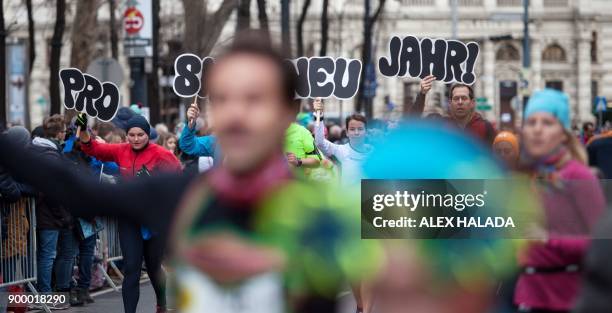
0 197 52 312
0 197 126 313
97 217 123 291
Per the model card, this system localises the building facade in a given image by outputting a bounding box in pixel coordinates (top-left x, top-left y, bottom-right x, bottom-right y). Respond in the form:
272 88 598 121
4 0 612 128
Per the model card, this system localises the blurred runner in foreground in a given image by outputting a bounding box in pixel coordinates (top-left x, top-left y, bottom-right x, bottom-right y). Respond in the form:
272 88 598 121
0 32 379 313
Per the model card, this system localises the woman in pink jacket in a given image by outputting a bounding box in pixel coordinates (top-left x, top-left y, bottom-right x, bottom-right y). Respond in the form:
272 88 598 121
515 89 606 312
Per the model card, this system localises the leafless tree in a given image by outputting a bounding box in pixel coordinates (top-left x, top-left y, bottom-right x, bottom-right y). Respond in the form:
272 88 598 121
296 0 310 56
236 0 251 32
182 0 239 56
256 0 269 38
357 0 386 117
70 0 99 70
0 0 5 125
49 0 66 115
109 0 118 59
320 0 329 56
26 0 35 74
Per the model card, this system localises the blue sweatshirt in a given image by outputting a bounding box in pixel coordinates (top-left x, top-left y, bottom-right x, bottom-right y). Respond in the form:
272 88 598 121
179 125 221 164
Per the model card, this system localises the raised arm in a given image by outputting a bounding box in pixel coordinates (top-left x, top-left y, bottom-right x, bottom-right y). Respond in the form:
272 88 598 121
0 133 195 237
404 75 435 118
313 98 340 158
179 103 216 157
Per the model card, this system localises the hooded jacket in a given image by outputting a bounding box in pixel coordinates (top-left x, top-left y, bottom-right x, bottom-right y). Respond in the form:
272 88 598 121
31 137 74 229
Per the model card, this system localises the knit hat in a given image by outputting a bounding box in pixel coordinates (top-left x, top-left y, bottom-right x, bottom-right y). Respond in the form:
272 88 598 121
493 131 519 153
126 115 151 136
112 107 135 130
5 126 31 147
524 89 570 129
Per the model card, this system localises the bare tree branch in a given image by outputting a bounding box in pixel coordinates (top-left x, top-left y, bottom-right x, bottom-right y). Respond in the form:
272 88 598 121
256 0 269 37
0 0 6 125
296 0 310 56
49 0 66 115
26 0 35 74
109 0 118 59
183 0 238 56
70 0 99 70
319 0 328 56
235 0 251 33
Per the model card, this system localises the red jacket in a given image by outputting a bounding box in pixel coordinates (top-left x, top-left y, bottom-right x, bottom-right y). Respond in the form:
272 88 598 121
449 112 496 146
81 139 181 178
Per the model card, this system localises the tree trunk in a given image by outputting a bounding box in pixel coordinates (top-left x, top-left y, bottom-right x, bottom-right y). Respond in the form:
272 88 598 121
236 0 251 32
70 0 99 70
256 0 269 37
26 0 35 74
182 0 239 56
320 0 329 56
0 0 6 126
109 0 118 59
357 0 386 117
148 0 161 124
280 0 291 55
296 0 310 56
49 0 66 116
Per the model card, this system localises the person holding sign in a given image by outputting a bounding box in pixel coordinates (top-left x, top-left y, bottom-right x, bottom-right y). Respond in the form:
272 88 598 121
179 101 221 165
75 113 181 313
313 98 372 187
415 78 497 145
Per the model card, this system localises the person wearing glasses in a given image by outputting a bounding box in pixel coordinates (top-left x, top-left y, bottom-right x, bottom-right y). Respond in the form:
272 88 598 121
408 75 497 145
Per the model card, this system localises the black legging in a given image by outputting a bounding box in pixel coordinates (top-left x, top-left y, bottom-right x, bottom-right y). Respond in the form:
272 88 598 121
118 220 166 313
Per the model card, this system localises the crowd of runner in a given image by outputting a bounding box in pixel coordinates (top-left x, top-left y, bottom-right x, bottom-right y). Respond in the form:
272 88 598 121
0 33 611 313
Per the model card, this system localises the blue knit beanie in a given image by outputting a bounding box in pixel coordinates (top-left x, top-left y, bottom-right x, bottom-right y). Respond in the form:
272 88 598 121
524 89 570 129
126 115 151 136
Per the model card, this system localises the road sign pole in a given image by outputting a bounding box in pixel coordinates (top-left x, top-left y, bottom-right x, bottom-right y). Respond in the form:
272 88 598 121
599 110 603 131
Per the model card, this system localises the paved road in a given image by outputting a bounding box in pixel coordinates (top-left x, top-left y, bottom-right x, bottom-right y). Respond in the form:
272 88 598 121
46 282 358 313
62 282 157 313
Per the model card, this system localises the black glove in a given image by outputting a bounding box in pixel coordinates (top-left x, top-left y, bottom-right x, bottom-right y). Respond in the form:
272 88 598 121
75 113 88 129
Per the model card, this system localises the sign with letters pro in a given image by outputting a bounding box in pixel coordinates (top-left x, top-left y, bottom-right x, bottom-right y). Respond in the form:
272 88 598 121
59 68 121 122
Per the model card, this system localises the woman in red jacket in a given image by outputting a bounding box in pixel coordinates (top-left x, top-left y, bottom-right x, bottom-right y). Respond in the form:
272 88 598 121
77 114 180 313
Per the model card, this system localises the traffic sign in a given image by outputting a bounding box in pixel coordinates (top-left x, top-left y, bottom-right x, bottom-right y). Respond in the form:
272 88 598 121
476 97 491 111
595 96 607 113
124 7 144 35
86 58 124 86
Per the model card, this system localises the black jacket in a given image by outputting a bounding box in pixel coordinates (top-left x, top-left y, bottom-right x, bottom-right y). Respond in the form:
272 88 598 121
587 136 612 179
0 167 20 202
30 140 74 230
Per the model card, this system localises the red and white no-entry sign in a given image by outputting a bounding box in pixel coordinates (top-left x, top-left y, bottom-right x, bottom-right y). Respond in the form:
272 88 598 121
124 7 144 35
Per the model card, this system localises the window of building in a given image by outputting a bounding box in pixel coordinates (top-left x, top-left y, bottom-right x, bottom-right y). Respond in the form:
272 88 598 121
591 31 598 63
542 44 567 62
497 0 522 7
449 0 483 6
403 0 435 6
403 82 419 112
496 43 520 61
545 80 564 91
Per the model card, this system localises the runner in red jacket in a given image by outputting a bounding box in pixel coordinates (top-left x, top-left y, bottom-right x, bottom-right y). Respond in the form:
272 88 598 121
81 131 181 178
76 113 180 313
